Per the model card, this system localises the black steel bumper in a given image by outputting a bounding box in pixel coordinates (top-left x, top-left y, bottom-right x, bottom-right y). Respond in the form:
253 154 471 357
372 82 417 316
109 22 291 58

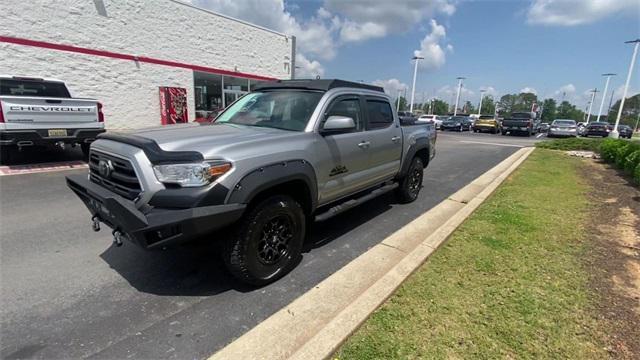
0 129 105 146
66 174 246 249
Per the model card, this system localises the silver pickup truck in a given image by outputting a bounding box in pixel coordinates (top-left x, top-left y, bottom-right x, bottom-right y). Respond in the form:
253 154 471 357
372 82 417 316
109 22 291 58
67 79 437 285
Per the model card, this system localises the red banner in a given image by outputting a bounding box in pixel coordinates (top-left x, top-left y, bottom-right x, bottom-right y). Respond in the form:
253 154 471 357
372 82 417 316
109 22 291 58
159 87 188 125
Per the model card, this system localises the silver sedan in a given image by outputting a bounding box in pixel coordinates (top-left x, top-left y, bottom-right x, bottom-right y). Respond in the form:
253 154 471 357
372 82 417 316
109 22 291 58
548 119 578 138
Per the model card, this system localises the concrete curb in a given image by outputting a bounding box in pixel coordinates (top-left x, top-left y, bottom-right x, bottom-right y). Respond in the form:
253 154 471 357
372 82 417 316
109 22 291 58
210 147 535 360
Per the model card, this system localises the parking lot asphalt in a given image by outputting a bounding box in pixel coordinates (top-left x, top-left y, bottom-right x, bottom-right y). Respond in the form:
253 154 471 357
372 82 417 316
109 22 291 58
0 131 545 359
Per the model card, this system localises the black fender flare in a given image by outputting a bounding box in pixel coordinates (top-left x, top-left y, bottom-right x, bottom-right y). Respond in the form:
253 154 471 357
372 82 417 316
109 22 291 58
398 138 430 178
228 160 318 212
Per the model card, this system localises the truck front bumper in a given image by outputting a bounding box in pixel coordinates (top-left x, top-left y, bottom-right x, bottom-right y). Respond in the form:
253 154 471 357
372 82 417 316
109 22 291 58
66 174 246 249
0 128 105 146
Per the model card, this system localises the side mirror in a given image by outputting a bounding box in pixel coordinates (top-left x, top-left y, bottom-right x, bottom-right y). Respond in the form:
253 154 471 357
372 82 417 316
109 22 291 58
321 115 356 134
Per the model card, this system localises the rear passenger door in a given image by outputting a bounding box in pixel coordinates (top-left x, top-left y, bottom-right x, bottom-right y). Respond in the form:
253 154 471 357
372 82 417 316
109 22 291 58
363 97 403 184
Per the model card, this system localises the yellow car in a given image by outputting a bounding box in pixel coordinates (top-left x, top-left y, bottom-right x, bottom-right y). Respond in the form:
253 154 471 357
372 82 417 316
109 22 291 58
472 115 501 134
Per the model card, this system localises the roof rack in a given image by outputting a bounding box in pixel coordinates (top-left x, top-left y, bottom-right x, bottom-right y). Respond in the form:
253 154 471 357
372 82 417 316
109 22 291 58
253 79 384 93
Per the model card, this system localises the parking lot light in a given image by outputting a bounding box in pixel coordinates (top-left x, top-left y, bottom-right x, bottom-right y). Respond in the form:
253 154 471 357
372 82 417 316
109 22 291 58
454 77 465 116
597 73 616 122
586 88 598 124
409 55 424 114
612 39 640 138
478 89 486 115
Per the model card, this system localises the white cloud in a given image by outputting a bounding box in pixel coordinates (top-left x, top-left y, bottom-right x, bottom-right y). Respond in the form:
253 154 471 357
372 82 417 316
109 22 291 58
526 0 639 26
191 0 338 80
481 86 498 97
520 87 538 95
413 19 450 70
325 0 456 42
437 84 475 103
372 78 409 98
295 54 325 78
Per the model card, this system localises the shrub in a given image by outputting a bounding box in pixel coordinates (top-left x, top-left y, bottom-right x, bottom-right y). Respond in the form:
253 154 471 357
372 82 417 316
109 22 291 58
614 142 640 168
598 138 625 162
635 162 640 185
624 149 640 174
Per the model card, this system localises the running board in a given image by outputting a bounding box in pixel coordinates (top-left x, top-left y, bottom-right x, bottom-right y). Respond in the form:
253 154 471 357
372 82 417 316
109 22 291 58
314 182 399 222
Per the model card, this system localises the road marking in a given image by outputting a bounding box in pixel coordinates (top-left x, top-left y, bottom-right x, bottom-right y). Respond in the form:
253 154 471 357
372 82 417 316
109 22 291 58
0 161 88 176
536 133 544 138
459 140 525 148
210 148 535 360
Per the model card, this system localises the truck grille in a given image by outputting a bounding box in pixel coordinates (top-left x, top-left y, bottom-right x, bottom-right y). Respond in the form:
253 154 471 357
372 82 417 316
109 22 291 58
89 150 142 200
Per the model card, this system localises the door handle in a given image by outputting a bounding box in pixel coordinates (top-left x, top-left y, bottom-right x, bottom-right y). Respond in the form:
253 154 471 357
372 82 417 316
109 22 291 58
391 136 401 143
357 141 371 148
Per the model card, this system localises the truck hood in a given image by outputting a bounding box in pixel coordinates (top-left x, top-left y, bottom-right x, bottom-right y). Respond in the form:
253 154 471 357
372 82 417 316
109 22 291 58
132 123 304 156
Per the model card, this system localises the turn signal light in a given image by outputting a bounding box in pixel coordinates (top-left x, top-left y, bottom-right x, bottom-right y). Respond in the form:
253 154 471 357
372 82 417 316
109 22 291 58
208 162 233 177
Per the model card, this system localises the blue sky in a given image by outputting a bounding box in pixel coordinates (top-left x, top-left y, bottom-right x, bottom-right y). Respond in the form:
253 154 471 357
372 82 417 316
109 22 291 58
194 0 639 110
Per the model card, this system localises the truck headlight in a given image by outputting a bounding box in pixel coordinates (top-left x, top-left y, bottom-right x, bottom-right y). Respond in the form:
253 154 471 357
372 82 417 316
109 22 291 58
153 162 232 187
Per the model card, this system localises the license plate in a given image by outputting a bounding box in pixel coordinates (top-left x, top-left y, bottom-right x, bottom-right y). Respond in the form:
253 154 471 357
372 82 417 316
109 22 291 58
48 129 67 137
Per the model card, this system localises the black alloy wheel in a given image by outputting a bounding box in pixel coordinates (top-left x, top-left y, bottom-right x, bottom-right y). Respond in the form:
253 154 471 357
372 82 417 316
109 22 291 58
397 156 424 203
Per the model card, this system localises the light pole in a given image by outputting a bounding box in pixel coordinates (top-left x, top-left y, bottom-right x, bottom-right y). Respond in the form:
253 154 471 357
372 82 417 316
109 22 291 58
612 39 640 138
559 91 566 115
586 88 598 123
597 73 616 122
454 77 465 116
477 89 486 115
396 89 403 113
409 55 424 114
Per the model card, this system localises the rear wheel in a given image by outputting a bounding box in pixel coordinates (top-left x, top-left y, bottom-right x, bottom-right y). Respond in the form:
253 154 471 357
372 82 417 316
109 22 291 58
397 157 424 203
223 195 305 286
0 146 12 165
81 143 91 160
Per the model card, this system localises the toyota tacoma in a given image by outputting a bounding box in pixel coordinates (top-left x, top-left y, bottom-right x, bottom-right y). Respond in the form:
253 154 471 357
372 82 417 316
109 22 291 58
66 79 437 285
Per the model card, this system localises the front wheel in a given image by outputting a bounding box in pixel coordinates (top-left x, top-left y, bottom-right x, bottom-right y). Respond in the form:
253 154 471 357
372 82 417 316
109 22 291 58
397 157 424 203
223 195 306 286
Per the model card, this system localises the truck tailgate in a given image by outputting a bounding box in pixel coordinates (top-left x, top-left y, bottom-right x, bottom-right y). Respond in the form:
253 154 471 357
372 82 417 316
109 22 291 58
1 96 100 130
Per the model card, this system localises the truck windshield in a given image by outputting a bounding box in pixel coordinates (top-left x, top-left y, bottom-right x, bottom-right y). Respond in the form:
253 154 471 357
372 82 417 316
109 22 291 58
0 79 71 98
214 90 323 131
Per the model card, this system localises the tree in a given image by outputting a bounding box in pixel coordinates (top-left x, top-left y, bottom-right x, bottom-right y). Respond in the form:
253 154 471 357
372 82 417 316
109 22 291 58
556 101 585 122
479 95 495 115
607 93 640 126
541 98 557 122
498 94 518 115
394 96 408 112
498 92 539 115
463 101 475 114
432 99 449 115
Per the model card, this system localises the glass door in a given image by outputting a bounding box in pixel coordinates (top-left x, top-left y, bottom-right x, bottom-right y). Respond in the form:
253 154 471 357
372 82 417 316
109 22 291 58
223 90 247 108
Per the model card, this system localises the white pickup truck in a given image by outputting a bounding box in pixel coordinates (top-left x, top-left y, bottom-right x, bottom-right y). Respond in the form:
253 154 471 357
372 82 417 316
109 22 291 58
0 76 105 163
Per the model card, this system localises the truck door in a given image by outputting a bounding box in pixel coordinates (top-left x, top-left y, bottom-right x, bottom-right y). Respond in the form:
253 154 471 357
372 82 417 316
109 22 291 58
362 97 403 184
314 94 371 203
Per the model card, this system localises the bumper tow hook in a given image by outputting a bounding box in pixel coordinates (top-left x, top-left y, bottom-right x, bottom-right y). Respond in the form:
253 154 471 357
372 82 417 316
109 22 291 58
112 230 124 247
91 216 101 232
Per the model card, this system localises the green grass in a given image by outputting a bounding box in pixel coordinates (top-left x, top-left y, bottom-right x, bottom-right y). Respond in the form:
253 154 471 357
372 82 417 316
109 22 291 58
336 150 606 359
535 137 604 151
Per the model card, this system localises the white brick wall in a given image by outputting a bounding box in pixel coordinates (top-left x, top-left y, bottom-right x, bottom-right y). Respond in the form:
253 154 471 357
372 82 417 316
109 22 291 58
0 0 293 130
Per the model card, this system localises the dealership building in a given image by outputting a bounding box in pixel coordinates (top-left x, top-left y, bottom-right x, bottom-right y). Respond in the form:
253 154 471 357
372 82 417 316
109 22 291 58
0 0 295 129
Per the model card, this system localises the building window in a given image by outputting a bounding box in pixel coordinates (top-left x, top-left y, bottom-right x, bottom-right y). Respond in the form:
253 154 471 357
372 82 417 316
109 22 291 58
194 71 223 121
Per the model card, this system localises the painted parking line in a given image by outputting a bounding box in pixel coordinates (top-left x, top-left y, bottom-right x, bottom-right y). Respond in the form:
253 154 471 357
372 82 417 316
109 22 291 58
459 140 525 148
0 161 88 176
536 133 545 138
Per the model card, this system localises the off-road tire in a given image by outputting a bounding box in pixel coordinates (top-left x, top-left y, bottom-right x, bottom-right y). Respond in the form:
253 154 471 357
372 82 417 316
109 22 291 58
81 143 91 160
223 195 306 286
0 146 12 165
396 157 424 204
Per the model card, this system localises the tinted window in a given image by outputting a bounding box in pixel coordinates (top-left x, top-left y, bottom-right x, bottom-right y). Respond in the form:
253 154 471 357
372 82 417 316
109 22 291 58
366 100 394 129
215 90 322 131
0 79 71 97
325 97 362 131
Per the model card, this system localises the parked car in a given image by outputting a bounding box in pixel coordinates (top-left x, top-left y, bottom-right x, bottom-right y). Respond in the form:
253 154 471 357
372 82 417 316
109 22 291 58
617 124 633 139
539 123 550 133
472 115 500 134
577 122 587 136
441 116 472 131
435 115 447 129
66 79 437 285
397 111 417 125
0 75 105 163
417 114 436 123
547 119 578 138
583 122 611 137
501 112 538 136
